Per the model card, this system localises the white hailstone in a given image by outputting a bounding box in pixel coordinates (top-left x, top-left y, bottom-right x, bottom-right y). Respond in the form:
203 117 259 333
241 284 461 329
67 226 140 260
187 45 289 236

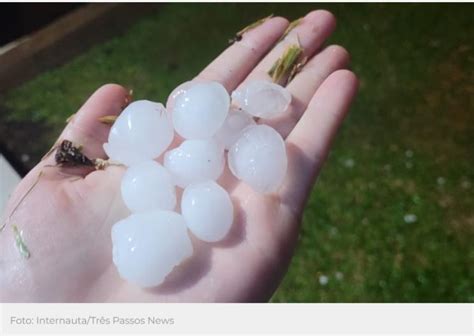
165 80 194 112
214 106 256 150
404 213 417 224
172 81 230 139
319 275 329 286
231 80 291 119
164 139 224 188
111 210 193 288
181 181 233 242
228 125 287 193
103 100 174 166
121 160 176 213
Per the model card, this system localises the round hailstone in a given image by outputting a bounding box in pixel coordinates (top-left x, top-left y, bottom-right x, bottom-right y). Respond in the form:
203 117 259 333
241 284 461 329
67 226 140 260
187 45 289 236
172 81 230 139
103 100 174 166
228 125 287 193
166 80 193 112
231 80 291 119
181 181 233 242
111 210 192 288
164 139 224 188
213 106 256 150
121 160 176 213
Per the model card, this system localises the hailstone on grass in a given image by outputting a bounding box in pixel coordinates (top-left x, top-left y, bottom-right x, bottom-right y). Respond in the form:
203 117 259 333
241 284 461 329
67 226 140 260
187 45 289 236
103 100 174 166
228 124 287 193
164 139 224 188
172 81 230 139
111 210 193 288
214 107 256 150
231 80 291 119
121 160 176 213
181 181 233 242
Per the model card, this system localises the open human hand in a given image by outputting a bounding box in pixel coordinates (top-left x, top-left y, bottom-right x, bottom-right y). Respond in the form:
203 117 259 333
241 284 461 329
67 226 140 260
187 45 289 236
0 10 358 302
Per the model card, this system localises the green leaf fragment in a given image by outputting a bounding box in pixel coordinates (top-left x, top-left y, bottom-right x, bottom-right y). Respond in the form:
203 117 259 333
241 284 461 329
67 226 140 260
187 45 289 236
268 43 304 86
12 225 31 259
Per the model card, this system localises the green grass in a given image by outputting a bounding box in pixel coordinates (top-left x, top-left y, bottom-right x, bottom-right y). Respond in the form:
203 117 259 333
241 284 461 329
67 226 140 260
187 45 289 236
1 3 473 302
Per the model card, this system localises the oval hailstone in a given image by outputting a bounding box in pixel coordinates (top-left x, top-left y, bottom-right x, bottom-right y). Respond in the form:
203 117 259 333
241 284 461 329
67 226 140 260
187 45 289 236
231 80 291 119
166 80 194 112
121 160 176 213
111 210 192 288
103 100 174 166
182 181 233 242
172 81 230 139
213 107 256 150
164 139 224 188
228 125 287 193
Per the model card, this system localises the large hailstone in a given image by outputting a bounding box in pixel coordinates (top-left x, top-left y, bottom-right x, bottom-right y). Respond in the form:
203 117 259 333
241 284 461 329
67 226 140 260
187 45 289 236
214 107 256 150
111 210 192 288
181 181 233 242
164 139 224 188
231 80 291 119
172 81 230 139
228 125 287 193
121 160 176 213
103 100 174 166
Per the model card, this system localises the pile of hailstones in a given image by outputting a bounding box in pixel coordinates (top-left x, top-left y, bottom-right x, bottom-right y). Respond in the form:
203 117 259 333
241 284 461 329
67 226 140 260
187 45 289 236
105 80 291 288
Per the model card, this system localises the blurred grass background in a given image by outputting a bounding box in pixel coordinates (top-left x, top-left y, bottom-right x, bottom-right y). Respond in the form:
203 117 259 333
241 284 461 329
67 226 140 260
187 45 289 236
1 3 473 302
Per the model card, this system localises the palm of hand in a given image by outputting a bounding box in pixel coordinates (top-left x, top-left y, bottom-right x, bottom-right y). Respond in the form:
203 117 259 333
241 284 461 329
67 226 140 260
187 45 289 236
0 11 357 302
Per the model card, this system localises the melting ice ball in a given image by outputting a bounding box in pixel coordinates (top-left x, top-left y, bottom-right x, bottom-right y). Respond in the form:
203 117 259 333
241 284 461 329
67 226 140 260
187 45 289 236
164 139 224 188
214 107 256 150
103 100 174 166
182 181 233 242
111 210 192 288
231 80 291 119
121 160 176 213
172 81 230 139
228 125 287 193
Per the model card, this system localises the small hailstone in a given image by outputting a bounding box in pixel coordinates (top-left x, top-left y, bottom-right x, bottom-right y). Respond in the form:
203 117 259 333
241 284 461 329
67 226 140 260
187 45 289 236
103 100 174 166
228 125 287 193
404 213 417 224
344 158 355 168
405 149 414 158
335 272 344 280
319 275 329 286
164 139 224 188
436 177 446 186
121 160 176 213
213 106 256 150
172 81 230 139
181 181 233 242
231 80 291 119
111 210 192 288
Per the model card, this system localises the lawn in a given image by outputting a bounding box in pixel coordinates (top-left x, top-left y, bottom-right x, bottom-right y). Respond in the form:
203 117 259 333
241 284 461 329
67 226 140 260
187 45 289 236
1 3 473 302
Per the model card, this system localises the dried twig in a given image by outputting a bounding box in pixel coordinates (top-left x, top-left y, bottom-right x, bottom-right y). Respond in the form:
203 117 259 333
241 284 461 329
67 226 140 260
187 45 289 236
229 14 273 44
278 17 303 42
98 115 118 125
